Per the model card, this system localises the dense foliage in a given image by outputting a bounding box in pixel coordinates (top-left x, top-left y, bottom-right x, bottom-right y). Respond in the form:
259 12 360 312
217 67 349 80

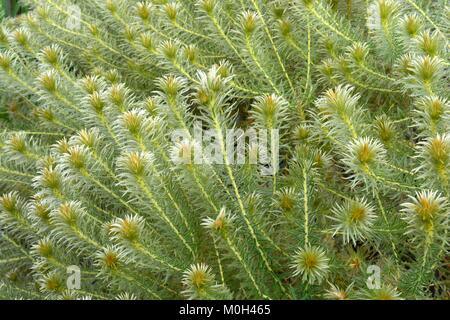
0 0 448 300
1 1 27 20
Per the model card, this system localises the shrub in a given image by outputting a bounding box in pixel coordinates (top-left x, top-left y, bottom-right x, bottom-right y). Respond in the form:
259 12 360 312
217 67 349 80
0 0 448 300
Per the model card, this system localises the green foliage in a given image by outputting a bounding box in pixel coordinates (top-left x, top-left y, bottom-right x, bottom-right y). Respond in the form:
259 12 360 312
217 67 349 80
1 1 27 20
0 0 448 300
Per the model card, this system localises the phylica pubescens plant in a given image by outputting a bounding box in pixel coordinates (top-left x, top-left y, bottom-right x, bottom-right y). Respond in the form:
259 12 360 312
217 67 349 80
0 0 448 300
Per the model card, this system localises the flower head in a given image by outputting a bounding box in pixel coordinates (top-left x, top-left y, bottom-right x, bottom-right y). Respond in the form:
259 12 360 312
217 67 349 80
348 42 369 63
95 246 127 271
109 215 145 242
38 70 58 93
400 14 422 37
251 94 289 130
367 0 399 32
291 245 329 284
276 188 296 212
170 139 197 165
343 137 387 188
374 115 396 144
414 30 444 57
202 207 235 233
33 237 54 258
117 151 153 177
360 284 402 300
241 11 259 34
330 197 376 245
183 263 213 290
324 283 354 300
401 190 448 240
416 134 450 186
182 263 214 299
39 45 62 66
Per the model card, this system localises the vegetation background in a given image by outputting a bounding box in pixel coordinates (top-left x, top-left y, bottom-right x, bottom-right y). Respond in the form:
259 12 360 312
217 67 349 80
0 0 448 300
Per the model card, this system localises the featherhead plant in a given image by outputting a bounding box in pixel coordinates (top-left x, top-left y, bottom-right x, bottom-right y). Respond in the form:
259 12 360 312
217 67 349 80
202 207 236 234
109 215 145 242
324 283 355 300
400 14 422 38
359 284 402 300
275 187 296 212
182 263 232 300
416 133 450 187
401 190 448 241
329 197 377 245
291 246 330 285
0 0 448 300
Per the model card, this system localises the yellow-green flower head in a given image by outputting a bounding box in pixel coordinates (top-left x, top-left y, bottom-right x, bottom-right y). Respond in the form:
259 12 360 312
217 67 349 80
0 26 8 45
291 245 329 284
170 139 197 165
160 40 179 61
275 187 296 212
202 207 235 233
348 42 369 63
38 70 59 93
32 237 54 258
39 167 61 190
95 245 127 271
0 51 12 70
183 263 214 290
39 45 62 66
182 263 232 300
182 263 215 298
416 133 450 186
343 137 387 188
117 151 153 177
251 94 289 130
54 201 82 226
367 0 399 32
241 10 259 34
31 199 51 224
12 28 30 48
136 2 152 21
330 197 376 245
417 96 448 122
158 74 185 97
324 283 354 300
396 53 415 75
82 75 102 94
0 192 19 213
317 85 360 117
374 115 396 144
194 65 230 105
349 137 386 165
360 284 402 300
400 14 422 37
115 292 138 300
110 214 145 242
408 55 444 93
401 190 448 240
414 30 444 57
413 96 449 137
164 2 179 22
198 0 216 14
39 271 63 293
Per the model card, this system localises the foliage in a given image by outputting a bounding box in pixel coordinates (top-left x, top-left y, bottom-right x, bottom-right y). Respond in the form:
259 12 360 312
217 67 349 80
0 0 448 300
0 3 4 22
1 1 27 20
